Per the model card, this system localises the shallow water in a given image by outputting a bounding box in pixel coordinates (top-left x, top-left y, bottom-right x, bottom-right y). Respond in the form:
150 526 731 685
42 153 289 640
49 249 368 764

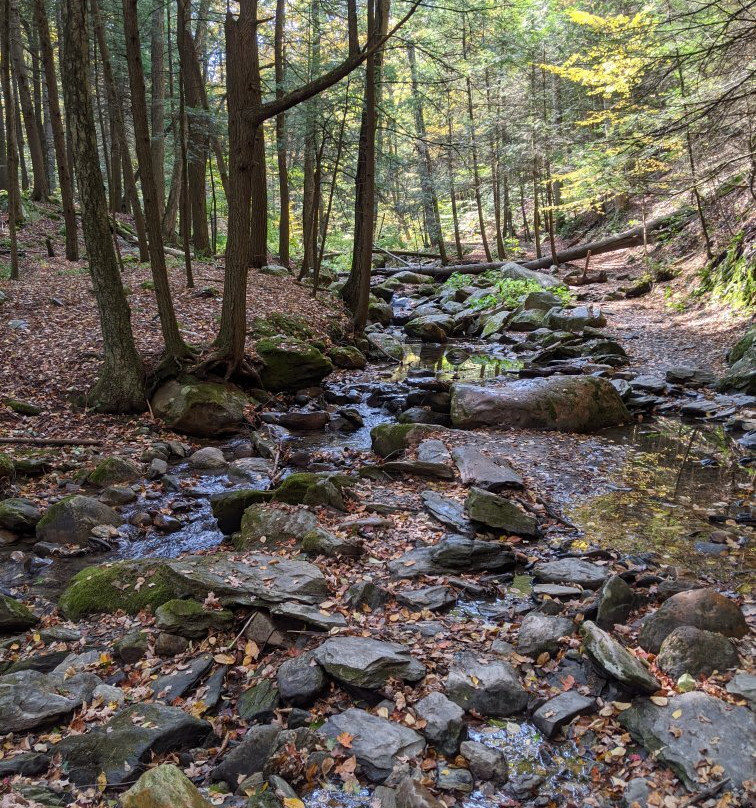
391 340 523 383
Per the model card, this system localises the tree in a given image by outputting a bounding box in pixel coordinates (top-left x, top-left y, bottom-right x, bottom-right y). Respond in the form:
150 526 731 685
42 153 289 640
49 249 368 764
0 0 19 279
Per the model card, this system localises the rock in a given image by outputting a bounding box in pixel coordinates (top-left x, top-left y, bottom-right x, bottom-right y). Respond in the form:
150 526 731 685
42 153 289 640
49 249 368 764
415 691 466 756
238 678 280 723
638 589 748 653
155 599 233 639
390 535 515 578
382 439 454 480
465 488 538 537
532 691 596 738
300 528 362 558
655 626 740 679
497 263 563 289
346 580 387 611
0 452 13 479
545 305 606 331
371 423 443 458
726 673 756 708
533 559 608 590
0 593 37 633
322 708 426 783
396 586 457 612
258 336 334 392
100 486 138 506
369 299 394 326
516 612 573 657
395 777 445 808
459 740 508 784
188 446 227 470
480 309 514 337
115 630 149 664
0 669 97 732
405 314 453 342
445 652 528 717
151 379 248 437
329 346 367 369
210 724 282 784
36 495 123 545
451 447 523 491
259 264 290 276
122 764 212 808
277 652 325 706
155 632 190 657
620 692 755 790
314 637 425 689
235 504 319 550
151 654 214 700
421 490 473 534
580 621 660 694
272 472 351 509
0 752 50 777
436 765 474 792
508 309 547 332
367 332 405 360
210 489 274 534
596 575 634 629
0 498 42 532
270 601 347 631
665 366 716 387
87 456 141 487
277 410 330 431
450 376 629 432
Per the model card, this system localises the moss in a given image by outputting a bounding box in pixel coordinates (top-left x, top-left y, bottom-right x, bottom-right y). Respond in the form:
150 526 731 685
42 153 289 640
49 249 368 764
250 312 313 340
210 488 274 534
0 593 38 629
370 423 440 458
328 346 367 369
58 560 177 620
728 326 756 365
87 456 141 487
0 453 13 480
256 336 333 393
4 398 41 416
272 472 353 507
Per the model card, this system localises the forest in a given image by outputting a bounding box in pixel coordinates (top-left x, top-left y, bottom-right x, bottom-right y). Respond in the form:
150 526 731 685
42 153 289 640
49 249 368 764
0 0 754 806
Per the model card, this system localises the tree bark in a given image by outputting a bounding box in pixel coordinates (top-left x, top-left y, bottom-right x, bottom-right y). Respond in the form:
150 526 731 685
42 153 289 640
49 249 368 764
273 0 289 267
150 1 165 220
61 0 145 412
0 0 19 278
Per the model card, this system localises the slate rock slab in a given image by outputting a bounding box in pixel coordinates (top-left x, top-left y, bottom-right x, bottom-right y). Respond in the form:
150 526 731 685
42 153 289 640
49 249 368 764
0 670 94 733
451 447 523 491
465 488 538 537
313 637 426 689
388 535 515 579
151 654 214 702
580 621 659 695
516 612 574 658
445 652 528 717
534 559 609 590
415 691 466 756
277 651 325 706
420 490 474 534
532 691 596 738
210 724 281 784
396 586 457 612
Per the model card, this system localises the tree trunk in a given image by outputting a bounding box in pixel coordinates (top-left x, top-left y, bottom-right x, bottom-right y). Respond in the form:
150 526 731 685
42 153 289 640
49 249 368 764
274 0 289 267
61 0 145 412
33 0 78 259
150 1 165 220
0 0 19 278
0 100 7 190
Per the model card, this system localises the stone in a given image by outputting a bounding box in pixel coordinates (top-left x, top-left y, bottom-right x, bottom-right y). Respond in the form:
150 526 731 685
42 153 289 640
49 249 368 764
210 489 274 534
258 336 334 392
322 708 426 783
726 672 756 708
36 495 123 545
381 439 454 480
367 332 405 360
272 472 352 509
5 398 41 416
210 724 282 784
620 692 756 790
451 447 523 491
188 446 227 470
238 678 280 723
516 612 573 658
420 491 473 534
270 601 347 631
415 691 466 756
533 559 608 590
122 764 212 808
532 691 596 738
655 626 740 679
313 637 426 689
0 669 94 732
580 621 660 694
329 346 367 369
369 299 394 326
155 599 233 639
0 752 50 777
389 535 515 579
405 314 453 342
100 486 138 506
459 740 508 784
396 586 457 612
151 378 248 437
465 488 538 537
638 589 748 653
87 456 141 487
151 654 213 700
155 632 190 657
450 376 629 432
346 580 387 611
395 779 444 808
508 309 547 332
0 593 38 633
301 527 362 558
0 498 42 532
277 652 325 706
596 575 634 629
436 765 474 792
665 366 716 387
0 452 13 479
545 305 606 331
445 652 528 717
480 309 514 337
115 631 149 664
235 504 319 550
371 423 443 458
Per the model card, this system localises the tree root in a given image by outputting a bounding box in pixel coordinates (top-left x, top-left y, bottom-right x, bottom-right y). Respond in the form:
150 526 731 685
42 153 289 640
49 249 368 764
190 351 263 388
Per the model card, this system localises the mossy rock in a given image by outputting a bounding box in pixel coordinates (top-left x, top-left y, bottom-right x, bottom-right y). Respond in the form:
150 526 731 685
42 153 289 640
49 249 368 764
36 495 123 545
0 593 38 632
151 378 248 437
370 423 442 458
86 456 141 488
259 264 290 277
257 336 334 393
4 398 41 416
0 453 13 480
250 312 313 341
367 298 393 327
729 326 756 364
154 598 233 639
122 764 212 808
0 498 41 532
328 346 367 369
58 560 177 620
210 488 274 534
271 472 352 509
235 503 319 550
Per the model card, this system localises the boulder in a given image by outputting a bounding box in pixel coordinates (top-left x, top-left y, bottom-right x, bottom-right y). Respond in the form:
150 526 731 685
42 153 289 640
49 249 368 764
381 439 454 480
532 691 596 738
580 621 659 694
300 527 362 558
445 652 528 717
545 305 606 331
0 669 94 732
726 673 756 708
620 692 755 790
154 599 233 639
638 589 747 653
371 423 443 458
396 777 445 808
313 637 426 689
0 498 38 533
0 453 13 480
86 456 141 487
210 724 281 784
36 495 123 545
257 336 334 392
451 447 523 491
451 376 629 432
596 574 634 628
238 678 280 723
396 586 457 612
516 612 573 657
508 308 547 332
329 346 367 369
122 764 211 808
272 472 352 509
151 379 247 437
533 559 609 590
322 708 426 782
389 535 515 578
277 652 325 706
0 594 38 633
465 488 538 537
415 691 466 756
655 626 740 679
404 314 452 342
367 332 405 360
235 504 319 550
368 299 394 326
459 740 508 784
188 446 227 470
210 489 274 534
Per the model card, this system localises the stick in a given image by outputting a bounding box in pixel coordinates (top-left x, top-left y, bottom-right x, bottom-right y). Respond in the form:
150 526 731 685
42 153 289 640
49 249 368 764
0 437 103 446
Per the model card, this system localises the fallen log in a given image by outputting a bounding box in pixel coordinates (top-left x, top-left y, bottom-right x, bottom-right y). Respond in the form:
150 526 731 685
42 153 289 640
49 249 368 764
0 437 103 446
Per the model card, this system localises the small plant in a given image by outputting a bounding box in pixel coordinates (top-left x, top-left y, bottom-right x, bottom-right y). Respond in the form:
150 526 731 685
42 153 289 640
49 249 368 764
443 272 474 290
468 277 573 311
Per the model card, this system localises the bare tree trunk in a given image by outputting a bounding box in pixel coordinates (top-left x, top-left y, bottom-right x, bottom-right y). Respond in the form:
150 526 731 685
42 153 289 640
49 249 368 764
274 0 289 267
61 0 145 412
0 102 7 190
0 0 19 278
150 1 165 220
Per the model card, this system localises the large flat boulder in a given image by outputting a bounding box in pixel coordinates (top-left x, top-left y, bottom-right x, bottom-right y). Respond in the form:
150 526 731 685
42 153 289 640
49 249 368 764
313 637 426 689
257 336 334 392
445 652 528 717
450 376 629 432
151 379 248 437
389 534 515 578
36 494 122 545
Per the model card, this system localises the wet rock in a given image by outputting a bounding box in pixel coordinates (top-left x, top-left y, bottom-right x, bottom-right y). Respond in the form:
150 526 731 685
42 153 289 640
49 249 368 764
152 379 248 437
270 601 347 631
322 708 426 783
277 651 325 706
465 487 538 537
655 626 740 679
235 503 319 550
371 423 443 458
258 336 334 392
390 535 515 578
415 691 466 756
155 598 233 639
382 439 455 480
122 764 211 808
445 652 528 717
272 471 352 509
580 621 660 694
437 765 474 792
0 593 37 633
726 672 756 708
238 678 280 723
596 574 634 628
277 410 330 430
545 305 606 331
451 447 523 491
151 654 213 700
397 586 457 612
638 588 748 653
0 669 93 732
210 724 282 784
619 692 755 789
367 332 405 360
508 309 546 332
210 489 273 534
516 612 573 657
0 498 42 532
100 486 138 506
665 366 716 387
532 691 596 738
533 559 608 590
405 314 453 342
398 406 450 426
420 490 473 534
459 740 508 784
395 777 445 808
329 346 367 369
36 495 123 545
228 456 273 482
369 299 394 326
0 752 50 777
314 637 426 689
188 446 227 471
451 376 629 432
87 456 141 487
